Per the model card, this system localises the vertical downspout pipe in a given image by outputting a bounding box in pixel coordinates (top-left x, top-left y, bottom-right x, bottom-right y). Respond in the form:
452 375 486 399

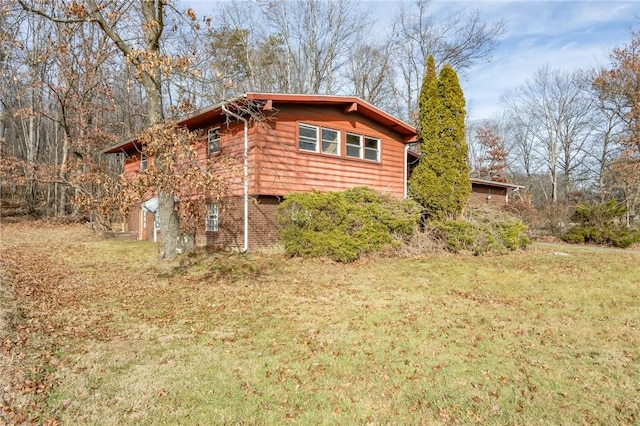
403 144 409 199
221 104 249 253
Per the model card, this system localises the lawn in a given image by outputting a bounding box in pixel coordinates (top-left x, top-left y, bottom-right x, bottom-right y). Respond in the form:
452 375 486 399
1 220 638 425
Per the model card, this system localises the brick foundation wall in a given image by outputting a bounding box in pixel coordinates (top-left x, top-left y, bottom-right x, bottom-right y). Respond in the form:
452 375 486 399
196 195 281 251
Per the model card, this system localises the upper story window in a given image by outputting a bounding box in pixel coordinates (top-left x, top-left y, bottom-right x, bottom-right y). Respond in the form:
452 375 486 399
208 127 221 155
364 136 380 161
299 123 380 162
299 123 319 152
346 133 380 162
346 133 362 158
299 123 341 156
321 128 339 155
140 152 148 170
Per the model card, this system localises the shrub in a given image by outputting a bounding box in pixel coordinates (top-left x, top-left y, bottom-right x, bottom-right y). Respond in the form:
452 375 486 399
277 187 421 262
426 208 531 255
560 201 640 248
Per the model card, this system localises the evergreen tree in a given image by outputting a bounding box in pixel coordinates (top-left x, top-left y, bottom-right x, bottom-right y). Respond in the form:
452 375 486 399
409 57 471 219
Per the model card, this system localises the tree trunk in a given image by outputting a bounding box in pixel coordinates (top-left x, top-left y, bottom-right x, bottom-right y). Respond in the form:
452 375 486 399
157 190 194 258
25 114 38 214
58 131 69 215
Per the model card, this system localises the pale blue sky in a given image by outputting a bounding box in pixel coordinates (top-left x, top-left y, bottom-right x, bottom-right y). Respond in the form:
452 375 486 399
183 0 639 120
449 0 639 120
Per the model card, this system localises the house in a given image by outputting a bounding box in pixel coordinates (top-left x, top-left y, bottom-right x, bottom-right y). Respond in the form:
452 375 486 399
103 93 525 251
102 93 418 251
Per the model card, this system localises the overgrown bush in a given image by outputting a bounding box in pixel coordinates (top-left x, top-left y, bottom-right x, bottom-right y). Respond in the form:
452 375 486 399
277 187 421 262
426 208 531 255
561 200 640 248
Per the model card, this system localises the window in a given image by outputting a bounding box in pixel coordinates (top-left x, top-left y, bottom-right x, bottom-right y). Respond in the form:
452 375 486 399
321 128 339 155
299 123 340 155
346 133 380 161
140 152 148 170
299 123 379 161
364 136 380 161
299 123 318 152
346 133 362 158
208 128 220 155
206 203 219 232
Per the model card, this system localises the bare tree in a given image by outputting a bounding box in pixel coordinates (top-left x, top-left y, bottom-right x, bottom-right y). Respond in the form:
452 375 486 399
392 0 505 122
255 0 368 94
473 119 509 182
2 8 57 213
344 38 397 111
18 0 201 258
591 30 640 222
502 66 595 203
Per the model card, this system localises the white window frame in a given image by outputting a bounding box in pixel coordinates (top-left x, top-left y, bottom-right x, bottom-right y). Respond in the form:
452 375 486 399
207 127 221 155
205 203 219 232
321 128 340 156
364 136 380 161
298 123 319 152
140 152 148 170
345 133 362 158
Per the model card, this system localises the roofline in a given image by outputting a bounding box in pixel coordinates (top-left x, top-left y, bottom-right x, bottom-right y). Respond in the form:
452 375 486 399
101 92 417 154
244 92 416 139
100 94 248 155
471 178 525 190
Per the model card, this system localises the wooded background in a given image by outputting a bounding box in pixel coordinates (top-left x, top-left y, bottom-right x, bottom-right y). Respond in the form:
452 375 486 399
1 0 638 230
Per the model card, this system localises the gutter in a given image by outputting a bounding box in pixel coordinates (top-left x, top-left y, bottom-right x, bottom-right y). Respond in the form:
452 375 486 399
221 104 249 253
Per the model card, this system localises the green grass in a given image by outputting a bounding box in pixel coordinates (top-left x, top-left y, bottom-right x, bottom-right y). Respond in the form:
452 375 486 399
1 222 639 425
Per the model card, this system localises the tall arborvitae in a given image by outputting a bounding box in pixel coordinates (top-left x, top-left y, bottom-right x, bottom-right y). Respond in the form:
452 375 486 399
409 57 471 219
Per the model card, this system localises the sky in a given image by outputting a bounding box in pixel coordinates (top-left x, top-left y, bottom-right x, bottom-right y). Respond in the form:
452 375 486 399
437 0 640 121
184 0 639 121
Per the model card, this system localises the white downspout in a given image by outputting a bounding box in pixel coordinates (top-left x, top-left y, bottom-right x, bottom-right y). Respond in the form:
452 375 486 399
221 105 249 253
403 144 409 199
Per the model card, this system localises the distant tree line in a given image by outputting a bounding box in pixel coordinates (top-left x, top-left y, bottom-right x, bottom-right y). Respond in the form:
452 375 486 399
466 31 640 227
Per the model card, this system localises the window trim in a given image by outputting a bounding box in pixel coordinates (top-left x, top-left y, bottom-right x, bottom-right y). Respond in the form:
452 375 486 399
207 127 221 155
298 123 319 153
205 203 219 232
345 132 363 159
299 122 343 156
321 127 340 156
364 136 380 162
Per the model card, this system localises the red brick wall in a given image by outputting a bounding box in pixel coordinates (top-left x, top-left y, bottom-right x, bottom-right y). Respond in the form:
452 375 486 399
196 195 281 250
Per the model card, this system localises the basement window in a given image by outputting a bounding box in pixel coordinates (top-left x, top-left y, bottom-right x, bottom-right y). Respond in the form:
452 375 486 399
140 153 148 170
205 203 219 232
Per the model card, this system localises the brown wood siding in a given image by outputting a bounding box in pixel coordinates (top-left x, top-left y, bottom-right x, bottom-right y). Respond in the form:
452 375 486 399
252 105 406 198
191 120 252 198
119 121 250 198
469 183 508 207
